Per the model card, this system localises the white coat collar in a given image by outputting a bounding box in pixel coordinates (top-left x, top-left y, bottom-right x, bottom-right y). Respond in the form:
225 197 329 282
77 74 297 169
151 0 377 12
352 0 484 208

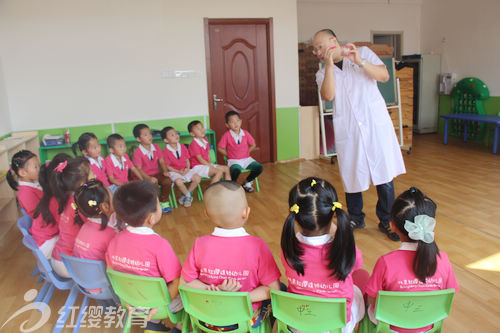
296 232 333 246
18 181 42 191
166 143 182 157
212 227 249 237
194 137 208 149
230 130 245 143
86 156 104 168
110 154 126 169
126 226 157 235
138 144 156 159
399 242 418 251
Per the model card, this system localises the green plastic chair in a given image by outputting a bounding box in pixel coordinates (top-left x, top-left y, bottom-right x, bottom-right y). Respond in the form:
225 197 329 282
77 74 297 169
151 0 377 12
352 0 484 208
106 268 190 333
223 156 260 192
178 285 271 333
358 289 455 333
270 289 347 333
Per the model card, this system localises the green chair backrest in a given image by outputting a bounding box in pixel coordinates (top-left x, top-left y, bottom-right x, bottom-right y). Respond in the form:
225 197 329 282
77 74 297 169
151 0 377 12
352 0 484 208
209 149 217 164
106 268 183 324
374 289 455 333
270 289 346 333
179 285 262 333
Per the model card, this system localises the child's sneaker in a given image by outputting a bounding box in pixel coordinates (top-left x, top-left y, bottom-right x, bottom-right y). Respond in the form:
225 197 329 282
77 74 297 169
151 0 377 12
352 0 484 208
242 181 254 193
178 195 186 206
183 196 193 207
160 201 172 213
145 321 171 333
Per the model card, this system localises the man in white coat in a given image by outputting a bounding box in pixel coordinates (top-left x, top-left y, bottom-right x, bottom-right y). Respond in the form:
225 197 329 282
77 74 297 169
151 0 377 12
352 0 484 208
313 29 406 241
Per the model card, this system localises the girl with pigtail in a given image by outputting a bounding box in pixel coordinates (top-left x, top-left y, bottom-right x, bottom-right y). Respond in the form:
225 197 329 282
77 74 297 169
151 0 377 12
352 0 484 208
365 187 459 333
73 179 117 261
280 177 366 333
50 157 93 278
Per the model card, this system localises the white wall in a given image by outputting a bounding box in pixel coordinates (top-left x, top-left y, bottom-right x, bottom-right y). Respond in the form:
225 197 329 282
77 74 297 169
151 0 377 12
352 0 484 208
297 0 421 55
421 0 500 96
0 0 299 131
0 57 11 136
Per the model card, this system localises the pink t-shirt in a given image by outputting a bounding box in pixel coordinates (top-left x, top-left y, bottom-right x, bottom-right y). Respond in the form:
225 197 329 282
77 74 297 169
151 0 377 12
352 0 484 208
104 153 134 184
182 227 281 311
87 156 111 186
188 138 210 167
17 181 43 218
133 144 162 176
218 130 255 160
105 227 181 285
51 196 82 261
73 217 117 261
163 144 190 171
281 233 363 320
30 197 59 246
365 243 460 333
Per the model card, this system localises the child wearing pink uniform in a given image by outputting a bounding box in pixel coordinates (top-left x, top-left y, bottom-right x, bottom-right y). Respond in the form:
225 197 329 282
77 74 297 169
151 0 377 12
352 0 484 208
181 181 280 327
104 134 143 189
73 180 117 261
105 180 183 332
365 187 459 333
217 111 262 193
280 177 365 333
72 132 110 186
50 157 92 278
187 120 230 183
6 150 42 218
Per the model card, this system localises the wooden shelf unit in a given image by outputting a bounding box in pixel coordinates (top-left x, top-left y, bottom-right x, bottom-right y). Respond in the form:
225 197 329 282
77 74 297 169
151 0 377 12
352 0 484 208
0 131 39 241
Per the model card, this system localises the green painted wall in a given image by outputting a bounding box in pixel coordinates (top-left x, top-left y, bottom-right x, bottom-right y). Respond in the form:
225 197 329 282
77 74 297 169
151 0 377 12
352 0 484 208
276 107 300 161
438 94 500 147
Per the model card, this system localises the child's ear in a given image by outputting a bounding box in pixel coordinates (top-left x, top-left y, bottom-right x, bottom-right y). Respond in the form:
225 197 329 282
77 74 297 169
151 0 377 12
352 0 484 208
163 138 168 144
17 168 28 178
242 206 250 220
389 221 396 233
225 123 230 129
189 132 195 137
136 137 141 143
203 208 209 218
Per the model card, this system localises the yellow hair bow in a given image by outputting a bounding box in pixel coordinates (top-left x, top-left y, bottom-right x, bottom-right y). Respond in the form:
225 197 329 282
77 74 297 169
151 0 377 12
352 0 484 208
88 200 97 207
71 203 78 211
290 204 300 214
311 179 317 187
332 202 342 211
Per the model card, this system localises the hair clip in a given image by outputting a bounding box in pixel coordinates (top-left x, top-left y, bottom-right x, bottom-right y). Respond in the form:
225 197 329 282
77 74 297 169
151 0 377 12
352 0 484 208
9 167 13 172
290 204 300 214
311 179 317 187
71 202 78 211
404 215 436 243
54 160 68 173
88 200 97 207
332 202 342 211
82 183 88 187
410 187 417 193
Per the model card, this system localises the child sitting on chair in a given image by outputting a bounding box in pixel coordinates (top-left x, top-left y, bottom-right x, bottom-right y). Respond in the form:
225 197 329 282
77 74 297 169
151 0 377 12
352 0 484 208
104 134 143 190
161 126 201 208
72 132 110 187
181 181 281 328
217 111 263 193
187 120 230 184
132 124 172 213
106 180 183 333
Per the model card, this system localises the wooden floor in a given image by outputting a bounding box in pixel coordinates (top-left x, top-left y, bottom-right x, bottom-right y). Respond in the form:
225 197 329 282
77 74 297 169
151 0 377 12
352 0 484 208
0 134 499 332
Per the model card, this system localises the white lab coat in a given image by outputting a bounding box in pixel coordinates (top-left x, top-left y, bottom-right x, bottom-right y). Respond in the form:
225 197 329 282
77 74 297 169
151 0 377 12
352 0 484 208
316 46 406 193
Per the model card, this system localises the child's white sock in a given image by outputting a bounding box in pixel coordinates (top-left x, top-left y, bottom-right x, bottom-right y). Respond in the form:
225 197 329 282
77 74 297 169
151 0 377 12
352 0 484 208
186 192 191 198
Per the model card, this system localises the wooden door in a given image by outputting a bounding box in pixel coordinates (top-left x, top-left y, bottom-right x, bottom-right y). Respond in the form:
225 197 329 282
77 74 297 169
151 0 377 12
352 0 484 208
205 18 276 163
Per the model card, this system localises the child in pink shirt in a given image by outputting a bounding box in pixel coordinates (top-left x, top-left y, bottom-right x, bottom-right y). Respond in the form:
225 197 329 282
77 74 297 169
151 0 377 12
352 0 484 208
181 181 281 328
72 132 110 187
104 134 143 191
187 120 230 183
7 150 42 218
50 157 93 278
73 179 117 261
365 187 460 333
280 177 366 333
31 153 72 258
161 126 201 208
106 180 182 332
217 111 263 193
132 124 172 213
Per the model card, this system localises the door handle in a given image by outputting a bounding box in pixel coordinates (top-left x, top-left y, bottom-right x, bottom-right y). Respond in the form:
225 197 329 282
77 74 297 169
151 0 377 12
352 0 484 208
213 94 224 110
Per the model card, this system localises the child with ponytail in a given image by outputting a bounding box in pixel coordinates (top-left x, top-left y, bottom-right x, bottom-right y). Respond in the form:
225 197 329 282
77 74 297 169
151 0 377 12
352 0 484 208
50 157 92 277
73 179 117 262
365 187 459 333
280 177 365 333
7 150 42 218
72 132 110 186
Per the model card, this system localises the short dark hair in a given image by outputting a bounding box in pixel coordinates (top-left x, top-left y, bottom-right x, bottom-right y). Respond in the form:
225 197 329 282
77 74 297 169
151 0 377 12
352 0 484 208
188 120 202 133
160 126 175 140
133 124 150 138
206 180 242 192
225 110 240 123
316 28 337 38
113 180 158 227
107 133 124 148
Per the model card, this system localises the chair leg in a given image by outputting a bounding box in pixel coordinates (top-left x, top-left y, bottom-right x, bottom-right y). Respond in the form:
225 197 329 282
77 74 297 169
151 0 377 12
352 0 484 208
122 309 132 333
35 281 51 306
72 295 90 333
39 283 56 312
197 184 204 201
30 266 40 277
170 188 178 209
255 177 260 192
52 286 80 333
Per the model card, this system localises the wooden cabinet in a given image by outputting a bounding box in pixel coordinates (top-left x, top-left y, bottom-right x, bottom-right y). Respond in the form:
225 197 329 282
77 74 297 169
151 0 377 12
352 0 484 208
0 131 39 240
